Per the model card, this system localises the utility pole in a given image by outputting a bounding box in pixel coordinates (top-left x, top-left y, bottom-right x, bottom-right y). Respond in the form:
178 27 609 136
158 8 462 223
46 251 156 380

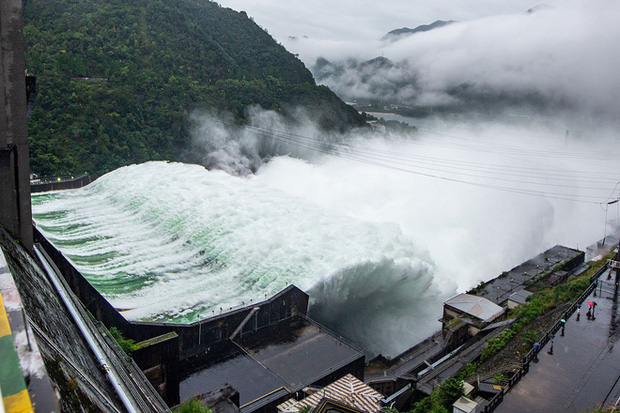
0 0 33 252
608 238 620 297
615 239 620 296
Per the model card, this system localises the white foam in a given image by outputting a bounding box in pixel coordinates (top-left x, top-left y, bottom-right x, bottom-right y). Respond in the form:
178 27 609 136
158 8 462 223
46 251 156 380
32 116 620 357
32 162 441 356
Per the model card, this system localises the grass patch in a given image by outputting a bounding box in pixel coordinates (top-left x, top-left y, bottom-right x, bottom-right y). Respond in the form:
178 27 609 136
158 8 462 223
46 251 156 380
133 331 178 351
109 326 136 356
480 251 612 362
406 251 614 412
174 399 212 413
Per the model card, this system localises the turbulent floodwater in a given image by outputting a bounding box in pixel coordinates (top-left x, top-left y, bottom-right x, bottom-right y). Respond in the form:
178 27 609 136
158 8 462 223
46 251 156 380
32 112 620 357
32 161 442 356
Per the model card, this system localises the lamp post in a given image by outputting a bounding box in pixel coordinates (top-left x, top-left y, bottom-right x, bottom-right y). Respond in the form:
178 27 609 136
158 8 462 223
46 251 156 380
603 199 619 246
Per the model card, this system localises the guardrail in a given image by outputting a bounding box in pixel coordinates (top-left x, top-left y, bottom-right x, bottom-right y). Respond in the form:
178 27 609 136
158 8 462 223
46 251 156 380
481 264 609 413
30 173 92 193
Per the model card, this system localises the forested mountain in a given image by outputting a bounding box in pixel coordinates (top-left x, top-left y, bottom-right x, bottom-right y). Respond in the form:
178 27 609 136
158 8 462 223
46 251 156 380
23 0 365 177
381 20 455 42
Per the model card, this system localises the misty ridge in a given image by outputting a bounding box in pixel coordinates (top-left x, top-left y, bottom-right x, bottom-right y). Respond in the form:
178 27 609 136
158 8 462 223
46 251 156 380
192 0 620 177
189 107 362 176
25 0 620 358
188 103 420 176
300 1 620 123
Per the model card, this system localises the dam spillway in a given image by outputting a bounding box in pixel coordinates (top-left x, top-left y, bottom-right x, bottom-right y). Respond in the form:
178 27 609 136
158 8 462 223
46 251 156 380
31 161 440 356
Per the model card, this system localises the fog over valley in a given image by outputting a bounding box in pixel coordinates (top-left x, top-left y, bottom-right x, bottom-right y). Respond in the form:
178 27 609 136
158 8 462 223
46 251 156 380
31 0 620 357
220 0 620 122
206 0 620 354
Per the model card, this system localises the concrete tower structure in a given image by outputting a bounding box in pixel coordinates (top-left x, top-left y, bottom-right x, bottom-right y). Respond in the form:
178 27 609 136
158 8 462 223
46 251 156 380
0 0 33 251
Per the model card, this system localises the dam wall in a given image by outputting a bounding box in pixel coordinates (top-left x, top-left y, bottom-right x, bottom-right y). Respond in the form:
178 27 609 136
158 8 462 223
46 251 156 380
1 228 149 411
30 173 92 193
34 227 310 405
34 227 308 353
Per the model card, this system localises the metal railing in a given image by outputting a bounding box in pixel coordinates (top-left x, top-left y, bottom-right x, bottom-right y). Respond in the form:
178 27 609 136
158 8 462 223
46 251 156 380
481 264 608 413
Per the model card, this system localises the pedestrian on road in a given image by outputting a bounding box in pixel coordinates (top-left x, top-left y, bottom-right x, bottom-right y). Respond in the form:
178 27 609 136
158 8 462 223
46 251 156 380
576 307 580 321
561 319 566 336
533 342 541 362
548 334 555 355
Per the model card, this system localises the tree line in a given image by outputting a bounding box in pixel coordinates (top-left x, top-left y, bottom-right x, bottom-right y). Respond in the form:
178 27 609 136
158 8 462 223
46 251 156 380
24 0 364 177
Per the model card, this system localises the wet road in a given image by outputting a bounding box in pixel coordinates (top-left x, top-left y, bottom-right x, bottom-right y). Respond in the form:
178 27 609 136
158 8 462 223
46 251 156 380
497 272 620 412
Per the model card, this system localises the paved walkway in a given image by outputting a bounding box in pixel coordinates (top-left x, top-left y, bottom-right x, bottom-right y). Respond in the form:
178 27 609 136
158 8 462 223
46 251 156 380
0 252 33 412
497 272 620 413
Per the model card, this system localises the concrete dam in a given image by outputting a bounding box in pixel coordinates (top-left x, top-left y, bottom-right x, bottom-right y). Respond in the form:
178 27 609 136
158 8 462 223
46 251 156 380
2 220 366 412
30 161 440 358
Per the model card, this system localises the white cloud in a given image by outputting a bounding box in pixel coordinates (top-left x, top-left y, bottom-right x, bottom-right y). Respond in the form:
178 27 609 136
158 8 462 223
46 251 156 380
217 0 539 44
283 1 620 120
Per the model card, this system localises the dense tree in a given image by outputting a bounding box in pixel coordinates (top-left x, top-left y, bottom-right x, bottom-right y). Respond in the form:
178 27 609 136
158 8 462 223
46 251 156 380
24 0 365 177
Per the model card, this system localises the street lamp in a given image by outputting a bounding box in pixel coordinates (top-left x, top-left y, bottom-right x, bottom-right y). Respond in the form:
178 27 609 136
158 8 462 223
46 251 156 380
602 199 619 245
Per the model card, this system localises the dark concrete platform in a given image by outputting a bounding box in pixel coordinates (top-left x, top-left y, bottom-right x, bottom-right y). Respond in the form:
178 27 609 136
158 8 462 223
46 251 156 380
474 245 583 305
180 344 289 410
496 272 620 413
586 235 619 261
179 315 365 413
238 316 364 389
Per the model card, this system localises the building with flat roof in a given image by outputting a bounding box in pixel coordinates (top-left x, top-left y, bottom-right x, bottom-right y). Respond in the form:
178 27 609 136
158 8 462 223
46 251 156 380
506 289 533 309
471 245 584 305
441 293 505 337
181 316 365 413
453 396 479 413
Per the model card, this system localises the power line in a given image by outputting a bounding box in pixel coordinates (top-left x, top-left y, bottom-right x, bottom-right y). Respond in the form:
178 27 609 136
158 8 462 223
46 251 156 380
200 114 619 204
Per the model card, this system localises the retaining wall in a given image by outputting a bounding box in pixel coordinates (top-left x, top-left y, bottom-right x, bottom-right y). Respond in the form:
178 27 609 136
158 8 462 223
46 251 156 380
30 174 92 193
33 227 310 406
480 264 608 413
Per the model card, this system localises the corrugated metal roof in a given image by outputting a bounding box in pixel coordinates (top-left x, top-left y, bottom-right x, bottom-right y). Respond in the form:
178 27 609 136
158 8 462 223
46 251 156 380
277 374 384 413
444 293 504 322
508 289 533 304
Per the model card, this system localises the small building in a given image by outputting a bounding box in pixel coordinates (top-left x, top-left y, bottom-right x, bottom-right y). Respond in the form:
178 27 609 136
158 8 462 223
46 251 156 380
277 374 384 413
453 396 478 413
441 294 505 337
506 289 533 309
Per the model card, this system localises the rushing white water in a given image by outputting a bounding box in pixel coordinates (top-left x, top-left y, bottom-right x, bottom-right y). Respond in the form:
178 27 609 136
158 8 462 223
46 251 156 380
32 113 620 357
32 161 442 356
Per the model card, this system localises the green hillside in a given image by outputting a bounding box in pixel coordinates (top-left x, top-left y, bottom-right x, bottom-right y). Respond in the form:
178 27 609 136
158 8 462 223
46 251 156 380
24 0 364 177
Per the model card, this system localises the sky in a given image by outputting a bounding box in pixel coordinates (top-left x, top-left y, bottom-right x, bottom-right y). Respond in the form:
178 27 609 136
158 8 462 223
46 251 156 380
215 0 547 65
216 0 620 123
216 0 540 44
185 0 620 353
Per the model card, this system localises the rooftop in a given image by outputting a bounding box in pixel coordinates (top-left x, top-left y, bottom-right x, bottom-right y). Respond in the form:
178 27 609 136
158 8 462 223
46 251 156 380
473 245 583 304
180 316 365 413
180 343 289 412
453 396 478 413
444 294 504 322
237 316 364 389
277 374 383 413
507 289 533 305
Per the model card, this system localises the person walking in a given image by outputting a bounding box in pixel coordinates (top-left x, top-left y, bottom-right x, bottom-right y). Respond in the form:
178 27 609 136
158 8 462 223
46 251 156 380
548 334 555 355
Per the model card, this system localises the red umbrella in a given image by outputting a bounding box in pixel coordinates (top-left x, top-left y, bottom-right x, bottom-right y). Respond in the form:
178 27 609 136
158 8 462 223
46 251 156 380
588 302 594 307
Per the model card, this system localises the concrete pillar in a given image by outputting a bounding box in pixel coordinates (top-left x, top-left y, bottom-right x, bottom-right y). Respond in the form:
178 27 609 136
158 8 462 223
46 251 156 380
0 0 33 251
